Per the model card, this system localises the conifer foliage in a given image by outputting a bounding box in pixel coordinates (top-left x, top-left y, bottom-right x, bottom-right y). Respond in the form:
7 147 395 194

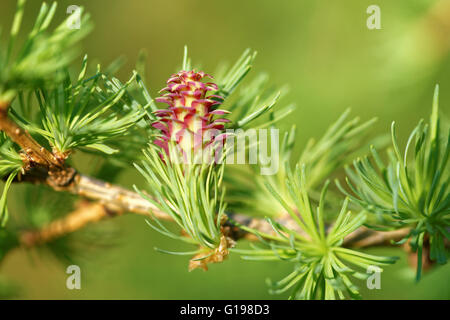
0 1 448 299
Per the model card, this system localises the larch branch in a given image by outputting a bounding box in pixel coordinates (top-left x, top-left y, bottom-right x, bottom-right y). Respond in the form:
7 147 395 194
0 99 413 255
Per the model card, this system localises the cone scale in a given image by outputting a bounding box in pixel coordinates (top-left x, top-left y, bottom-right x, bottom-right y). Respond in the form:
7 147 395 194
153 70 230 162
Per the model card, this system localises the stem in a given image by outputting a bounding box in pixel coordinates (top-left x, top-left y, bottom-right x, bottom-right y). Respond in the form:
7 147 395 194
20 202 111 247
0 101 61 168
0 99 170 219
53 173 171 220
16 201 411 251
0 99 170 252
344 228 411 248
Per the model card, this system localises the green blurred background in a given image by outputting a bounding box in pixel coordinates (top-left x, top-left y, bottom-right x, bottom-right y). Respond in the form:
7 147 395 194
0 0 449 299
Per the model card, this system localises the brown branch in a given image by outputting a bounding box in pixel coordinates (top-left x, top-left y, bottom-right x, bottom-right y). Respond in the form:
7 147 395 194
344 227 411 248
20 201 112 247
48 173 171 221
10 155 414 255
12 154 172 221
0 100 169 220
17 200 412 252
0 102 61 168
14 174 174 248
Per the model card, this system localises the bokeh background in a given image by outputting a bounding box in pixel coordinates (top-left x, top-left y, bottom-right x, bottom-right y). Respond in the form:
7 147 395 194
0 0 449 299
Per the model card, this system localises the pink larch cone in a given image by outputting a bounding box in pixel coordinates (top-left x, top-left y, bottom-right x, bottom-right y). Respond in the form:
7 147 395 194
152 70 230 161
